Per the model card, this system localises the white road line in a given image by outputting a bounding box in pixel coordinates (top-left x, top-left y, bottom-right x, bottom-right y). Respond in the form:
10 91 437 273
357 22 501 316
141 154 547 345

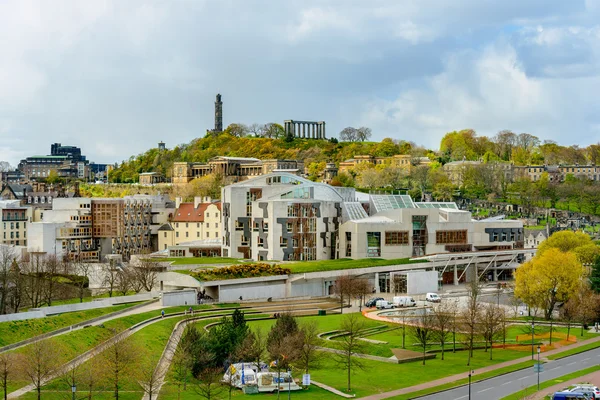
568 362 577 366
502 381 512 385
548 367 560 371
454 396 467 400
518 376 529 381
478 387 492 393
583 357 591 361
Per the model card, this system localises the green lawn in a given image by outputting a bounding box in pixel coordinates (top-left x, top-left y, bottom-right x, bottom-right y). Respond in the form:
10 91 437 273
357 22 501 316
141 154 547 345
161 257 240 265
0 302 140 347
283 258 428 274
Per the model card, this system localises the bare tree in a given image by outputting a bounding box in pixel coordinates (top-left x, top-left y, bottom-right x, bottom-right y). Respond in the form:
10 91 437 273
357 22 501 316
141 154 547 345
102 334 138 400
295 321 321 376
0 246 16 314
335 314 365 392
339 127 358 142
410 313 436 365
171 343 192 399
431 303 455 361
480 304 505 360
561 296 579 340
101 261 119 298
193 366 225 400
138 356 163 400
268 331 303 400
353 278 370 312
136 258 160 292
19 339 62 400
116 269 133 296
22 253 46 308
236 327 267 371
78 356 101 400
0 353 13 400
461 281 482 365
72 258 93 303
333 274 355 314
356 127 372 142
43 255 60 306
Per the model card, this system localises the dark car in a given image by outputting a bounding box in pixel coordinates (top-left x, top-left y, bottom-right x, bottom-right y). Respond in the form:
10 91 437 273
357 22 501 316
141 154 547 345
365 297 384 308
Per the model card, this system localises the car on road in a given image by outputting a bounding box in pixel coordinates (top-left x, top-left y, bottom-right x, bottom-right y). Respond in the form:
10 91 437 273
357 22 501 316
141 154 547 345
392 296 416 307
567 384 600 399
365 297 384 308
375 300 394 309
425 293 441 303
552 391 592 399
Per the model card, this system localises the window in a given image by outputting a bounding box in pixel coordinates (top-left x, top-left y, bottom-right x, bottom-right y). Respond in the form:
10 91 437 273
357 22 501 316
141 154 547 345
241 236 249 245
216 223 219 228
197 232 200 237
366 232 381 257
197 223 200 228
176 223 179 228
286 222 292 233
176 232 179 238
385 231 409 245
185 232 189 238
186 223 188 228
163 232 167 238
206 223 210 228
206 213 209 218
435 230 467 244
206 232 209 238
345 232 352 257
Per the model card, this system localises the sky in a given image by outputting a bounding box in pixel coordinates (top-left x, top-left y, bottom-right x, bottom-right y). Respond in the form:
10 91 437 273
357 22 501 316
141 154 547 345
2 0 600 166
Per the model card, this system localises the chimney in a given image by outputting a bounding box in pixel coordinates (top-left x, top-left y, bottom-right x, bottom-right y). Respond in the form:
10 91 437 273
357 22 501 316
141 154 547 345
175 197 182 209
194 196 202 208
203 196 212 203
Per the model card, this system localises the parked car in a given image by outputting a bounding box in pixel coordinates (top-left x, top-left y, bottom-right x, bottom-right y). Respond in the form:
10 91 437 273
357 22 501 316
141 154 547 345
552 391 591 400
425 293 441 303
392 296 416 307
568 384 600 399
365 297 384 308
375 300 394 309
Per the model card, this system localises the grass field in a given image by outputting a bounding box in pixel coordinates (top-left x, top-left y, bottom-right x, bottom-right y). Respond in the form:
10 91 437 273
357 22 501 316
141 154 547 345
283 258 428 274
0 302 141 347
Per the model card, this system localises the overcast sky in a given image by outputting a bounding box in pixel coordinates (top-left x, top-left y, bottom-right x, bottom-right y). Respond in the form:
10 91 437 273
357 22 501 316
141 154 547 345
2 0 600 166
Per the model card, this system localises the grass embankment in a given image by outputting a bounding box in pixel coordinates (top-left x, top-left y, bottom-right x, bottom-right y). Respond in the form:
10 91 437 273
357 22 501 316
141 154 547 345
161 257 239 265
0 303 140 347
500 365 600 400
283 258 428 274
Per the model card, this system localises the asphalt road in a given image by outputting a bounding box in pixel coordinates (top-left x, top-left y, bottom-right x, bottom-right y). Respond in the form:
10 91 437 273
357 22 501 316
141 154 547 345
416 347 600 400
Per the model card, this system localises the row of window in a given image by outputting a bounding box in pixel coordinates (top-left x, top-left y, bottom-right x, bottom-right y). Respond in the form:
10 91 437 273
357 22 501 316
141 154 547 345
3 231 20 239
169 231 219 238
2 222 26 230
175 222 218 228
436 230 468 244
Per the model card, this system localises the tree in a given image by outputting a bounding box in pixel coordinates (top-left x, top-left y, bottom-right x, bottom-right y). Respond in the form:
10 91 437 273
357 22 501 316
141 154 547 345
537 231 597 261
333 274 356 314
224 123 249 138
591 256 600 293
102 260 119 297
480 304 504 360
19 339 62 400
295 321 321 376
267 331 302 400
207 309 248 368
0 246 16 314
116 269 133 296
71 258 92 303
193 366 224 400
339 127 358 142
135 257 160 292
410 313 435 365
0 353 13 400
236 327 267 371
461 281 482 365
335 314 365 392
102 335 138 400
515 248 584 319
46 170 60 184
138 357 163 400
171 340 193 398
431 303 455 360
356 127 372 142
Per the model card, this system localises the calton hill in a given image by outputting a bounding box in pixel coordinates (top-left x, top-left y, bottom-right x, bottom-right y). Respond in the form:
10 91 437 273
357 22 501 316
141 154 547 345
99 127 600 224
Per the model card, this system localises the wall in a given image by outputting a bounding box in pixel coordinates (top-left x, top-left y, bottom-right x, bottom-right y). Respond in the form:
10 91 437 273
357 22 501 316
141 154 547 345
218 279 286 302
406 271 438 295
161 289 197 307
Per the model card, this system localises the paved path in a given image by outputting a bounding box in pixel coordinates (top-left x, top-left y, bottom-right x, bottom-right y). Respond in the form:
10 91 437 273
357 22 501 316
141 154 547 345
357 335 600 400
312 380 356 398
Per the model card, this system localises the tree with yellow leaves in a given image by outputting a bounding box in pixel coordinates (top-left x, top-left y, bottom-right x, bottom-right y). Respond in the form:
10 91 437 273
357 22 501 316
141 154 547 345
515 248 584 320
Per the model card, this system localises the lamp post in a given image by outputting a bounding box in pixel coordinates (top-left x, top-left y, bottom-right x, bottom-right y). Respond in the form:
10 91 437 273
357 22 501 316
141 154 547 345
537 345 541 391
531 321 535 360
287 368 292 400
71 384 76 400
468 370 473 400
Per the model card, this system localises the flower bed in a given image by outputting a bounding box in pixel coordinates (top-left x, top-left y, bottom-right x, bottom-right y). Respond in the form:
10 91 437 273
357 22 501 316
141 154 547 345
190 263 291 281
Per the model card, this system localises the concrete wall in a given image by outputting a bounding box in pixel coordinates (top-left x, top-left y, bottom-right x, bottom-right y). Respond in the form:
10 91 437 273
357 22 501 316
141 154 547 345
161 289 197 307
219 279 286 302
289 279 327 298
406 271 438 295
0 310 45 323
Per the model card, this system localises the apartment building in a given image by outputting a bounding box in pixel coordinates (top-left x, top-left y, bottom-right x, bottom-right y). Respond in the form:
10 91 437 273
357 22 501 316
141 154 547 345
0 200 31 247
339 154 432 174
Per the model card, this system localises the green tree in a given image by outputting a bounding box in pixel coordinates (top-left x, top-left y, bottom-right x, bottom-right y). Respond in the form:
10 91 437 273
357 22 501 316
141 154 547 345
207 309 248 367
590 256 600 293
46 170 60 184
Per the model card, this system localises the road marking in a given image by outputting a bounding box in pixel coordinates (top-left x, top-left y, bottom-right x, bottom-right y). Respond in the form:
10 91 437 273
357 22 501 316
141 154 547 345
518 376 529 381
478 387 492 393
548 367 560 371
454 396 467 400
502 381 512 385
568 362 577 366
583 357 591 361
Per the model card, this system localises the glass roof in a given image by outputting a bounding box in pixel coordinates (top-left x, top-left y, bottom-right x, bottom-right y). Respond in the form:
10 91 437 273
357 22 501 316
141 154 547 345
415 202 458 209
344 202 369 220
371 195 416 212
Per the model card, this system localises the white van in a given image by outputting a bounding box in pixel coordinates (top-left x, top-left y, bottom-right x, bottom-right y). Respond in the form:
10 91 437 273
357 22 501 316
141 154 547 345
425 293 441 303
375 300 394 309
392 296 416 308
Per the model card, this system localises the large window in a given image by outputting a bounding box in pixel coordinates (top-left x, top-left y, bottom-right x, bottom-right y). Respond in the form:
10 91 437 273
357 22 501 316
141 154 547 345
436 230 467 244
345 232 352 257
385 231 409 245
366 232 381 257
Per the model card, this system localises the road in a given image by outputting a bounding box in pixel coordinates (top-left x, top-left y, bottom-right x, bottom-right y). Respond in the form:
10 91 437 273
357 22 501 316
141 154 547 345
416 347 600 400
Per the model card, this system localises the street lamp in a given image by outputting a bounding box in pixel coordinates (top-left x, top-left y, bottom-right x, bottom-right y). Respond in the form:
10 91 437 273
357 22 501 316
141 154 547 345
71 384 76 400
537 345 541 391
531 321 535 360
468 370 474 400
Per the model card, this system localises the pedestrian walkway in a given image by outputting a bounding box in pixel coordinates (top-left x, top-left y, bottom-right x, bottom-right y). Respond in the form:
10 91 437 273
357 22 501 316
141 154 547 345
312 380 356 398
358 335 600 400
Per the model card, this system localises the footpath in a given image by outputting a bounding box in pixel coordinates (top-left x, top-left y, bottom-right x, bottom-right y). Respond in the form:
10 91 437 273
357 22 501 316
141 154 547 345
358 334 600 400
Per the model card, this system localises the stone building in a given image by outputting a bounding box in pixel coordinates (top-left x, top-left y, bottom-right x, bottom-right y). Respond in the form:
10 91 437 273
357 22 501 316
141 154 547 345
283 120 326 139
139 172 165 185
172 156 304 185
0 200 32 247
